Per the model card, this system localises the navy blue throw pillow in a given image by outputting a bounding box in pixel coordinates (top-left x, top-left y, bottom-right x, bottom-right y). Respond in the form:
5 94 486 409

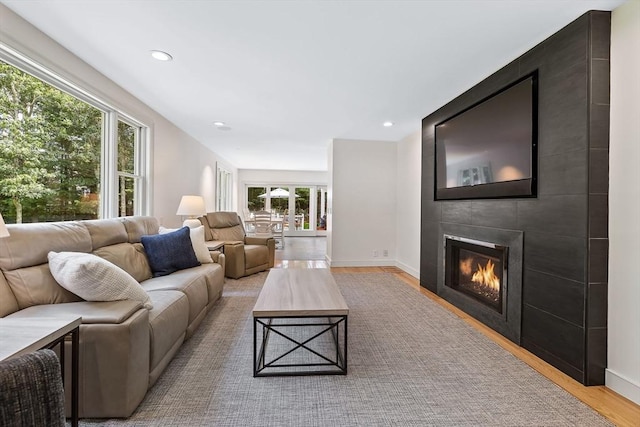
141 226 200 277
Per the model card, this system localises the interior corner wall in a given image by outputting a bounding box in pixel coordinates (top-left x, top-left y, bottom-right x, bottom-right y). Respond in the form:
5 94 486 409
420 11 610 386
330 139 397 267
608 0 640 405
0 4 231 229
396 130 422 278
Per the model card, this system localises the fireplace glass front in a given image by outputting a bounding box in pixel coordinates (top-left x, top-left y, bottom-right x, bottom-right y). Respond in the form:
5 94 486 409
445 236 507 314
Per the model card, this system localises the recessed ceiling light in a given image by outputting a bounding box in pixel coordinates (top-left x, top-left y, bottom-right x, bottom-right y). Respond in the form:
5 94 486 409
383 121 394 127
213 121 225 127
150 50 173 61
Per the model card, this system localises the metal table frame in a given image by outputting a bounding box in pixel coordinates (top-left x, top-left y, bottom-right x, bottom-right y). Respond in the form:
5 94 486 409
47 326 80 427
253 314 347 377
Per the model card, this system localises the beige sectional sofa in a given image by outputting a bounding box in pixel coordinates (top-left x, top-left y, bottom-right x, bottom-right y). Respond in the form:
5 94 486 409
0 216 225 418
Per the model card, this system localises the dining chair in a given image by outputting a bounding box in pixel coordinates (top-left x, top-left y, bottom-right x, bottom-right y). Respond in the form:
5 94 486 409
253 210 272 235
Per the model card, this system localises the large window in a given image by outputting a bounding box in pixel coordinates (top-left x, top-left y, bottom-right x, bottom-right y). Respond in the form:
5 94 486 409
245 184 325 236
0 49 149 223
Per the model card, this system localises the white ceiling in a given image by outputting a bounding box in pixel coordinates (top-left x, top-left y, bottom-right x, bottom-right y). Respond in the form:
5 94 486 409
1 0 626 171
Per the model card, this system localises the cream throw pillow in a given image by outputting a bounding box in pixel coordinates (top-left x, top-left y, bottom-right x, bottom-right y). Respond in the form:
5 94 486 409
159 226 212 264
48 251 153 309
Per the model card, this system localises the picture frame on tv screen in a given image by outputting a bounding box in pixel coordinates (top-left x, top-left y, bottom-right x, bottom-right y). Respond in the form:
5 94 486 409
434 71 538 201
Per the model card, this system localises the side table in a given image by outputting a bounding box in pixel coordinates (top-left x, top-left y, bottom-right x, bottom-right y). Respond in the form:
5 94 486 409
0 317 81 427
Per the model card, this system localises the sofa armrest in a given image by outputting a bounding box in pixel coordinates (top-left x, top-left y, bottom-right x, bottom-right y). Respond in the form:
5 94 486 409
245 237 275 268
245 236 271 245
223 242 245 279
209 251 225 273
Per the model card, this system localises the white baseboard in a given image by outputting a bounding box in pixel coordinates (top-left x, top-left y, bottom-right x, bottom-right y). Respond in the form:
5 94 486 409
606 368 640 405
395 261 419 279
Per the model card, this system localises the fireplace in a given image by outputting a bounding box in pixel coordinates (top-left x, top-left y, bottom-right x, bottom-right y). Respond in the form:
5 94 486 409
438 224 523 344
445 235 507 314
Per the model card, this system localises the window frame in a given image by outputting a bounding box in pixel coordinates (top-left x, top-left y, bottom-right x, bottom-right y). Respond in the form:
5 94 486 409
216 165 233 212
0 43 151 219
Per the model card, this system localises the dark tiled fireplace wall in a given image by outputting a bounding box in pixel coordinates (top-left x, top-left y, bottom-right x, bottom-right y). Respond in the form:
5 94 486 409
420 11 610 386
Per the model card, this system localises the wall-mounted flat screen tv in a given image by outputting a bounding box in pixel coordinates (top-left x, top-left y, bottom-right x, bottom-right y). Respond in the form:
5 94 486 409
434 71 538 200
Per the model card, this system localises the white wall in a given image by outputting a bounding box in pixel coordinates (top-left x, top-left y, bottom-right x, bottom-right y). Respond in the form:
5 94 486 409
329 138 397 267
396 130 422 278
0 4 235 229
607 0 640 405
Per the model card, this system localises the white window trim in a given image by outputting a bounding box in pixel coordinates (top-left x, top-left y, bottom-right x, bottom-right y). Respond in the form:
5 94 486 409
216 165 233 212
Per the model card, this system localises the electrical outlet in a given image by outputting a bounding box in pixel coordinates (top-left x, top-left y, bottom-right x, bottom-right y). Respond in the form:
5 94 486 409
373 250 378 257
383 249 388 257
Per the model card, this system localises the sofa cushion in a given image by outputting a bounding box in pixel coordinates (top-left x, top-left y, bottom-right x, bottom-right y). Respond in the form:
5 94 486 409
141 266 209 325
82 218 129 249
0 272 19 317
141 227 200 277
146 290 189 372
122 216 159 243
159 226 212 264
2 264 82 309
0 221 91 271
93 243 152 282
48 251 152 309
207 211 240 228
205 212 246 241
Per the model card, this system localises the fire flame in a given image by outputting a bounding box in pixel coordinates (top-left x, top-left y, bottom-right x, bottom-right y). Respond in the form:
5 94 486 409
471 259 500 291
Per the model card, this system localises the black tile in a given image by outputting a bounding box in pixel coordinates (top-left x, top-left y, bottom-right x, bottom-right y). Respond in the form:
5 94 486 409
441 201 472 224
469 200 518 229
590 59 610 105
471 64 520 101
588 238 608 283
519 43 546 76
522 336 584 383
545 15 589 75
422 200 440 223
420 260 438 293
522 303 585 371
421 155 436 205
538 77 589 157
525 232 586 282
589 103 610 149
587 283 608 328
523 269 585 327
537 150 588 196
589 148 609 194
586 327 607 385
590 11 611 60
588 194 608 239
517 195 587 238
421 221 440 263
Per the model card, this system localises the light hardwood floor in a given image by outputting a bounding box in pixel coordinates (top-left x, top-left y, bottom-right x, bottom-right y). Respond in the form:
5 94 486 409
273 250 640 427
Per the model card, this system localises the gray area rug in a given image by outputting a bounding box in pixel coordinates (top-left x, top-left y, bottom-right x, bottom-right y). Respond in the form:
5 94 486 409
81 271 611 426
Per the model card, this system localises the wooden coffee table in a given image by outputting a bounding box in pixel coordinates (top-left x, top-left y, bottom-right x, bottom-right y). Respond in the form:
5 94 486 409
252 269 348 376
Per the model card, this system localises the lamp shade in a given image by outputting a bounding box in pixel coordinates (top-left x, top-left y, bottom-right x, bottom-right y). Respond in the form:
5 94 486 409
176 195 205 218
0 213 10 238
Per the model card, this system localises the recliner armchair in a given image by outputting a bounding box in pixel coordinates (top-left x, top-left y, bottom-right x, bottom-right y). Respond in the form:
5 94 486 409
200 212 275 279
